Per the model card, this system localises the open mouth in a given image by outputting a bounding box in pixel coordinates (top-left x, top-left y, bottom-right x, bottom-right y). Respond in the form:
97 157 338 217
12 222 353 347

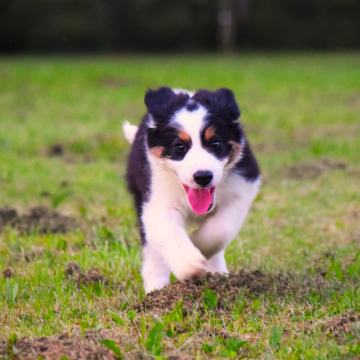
183 185 215 216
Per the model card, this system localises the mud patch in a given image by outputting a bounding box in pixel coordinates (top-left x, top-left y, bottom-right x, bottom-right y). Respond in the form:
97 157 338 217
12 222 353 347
0 206 78 234
65 262 108 286
323 312 360 339
286 158 347 179
100 76 132 88
2 267 13 278
323 312 360 336
48 143 65 157
46 134 125 163
0 330 131 360
346 93 360 107
136 270 339 313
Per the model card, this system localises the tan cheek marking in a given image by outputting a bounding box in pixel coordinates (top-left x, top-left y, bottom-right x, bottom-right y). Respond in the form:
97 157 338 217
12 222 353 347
150 146 164 158
228 141 243 164
178 130 191 142
204 126 216 141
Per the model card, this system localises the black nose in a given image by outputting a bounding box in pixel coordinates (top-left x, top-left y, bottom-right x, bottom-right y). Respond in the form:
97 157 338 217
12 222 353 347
193 170 213 187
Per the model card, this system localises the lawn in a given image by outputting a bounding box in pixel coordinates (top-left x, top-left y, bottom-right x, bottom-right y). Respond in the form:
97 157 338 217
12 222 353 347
0 54 359 359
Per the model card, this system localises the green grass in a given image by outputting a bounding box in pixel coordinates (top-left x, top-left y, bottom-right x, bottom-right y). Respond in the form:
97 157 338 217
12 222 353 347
0 54 359 358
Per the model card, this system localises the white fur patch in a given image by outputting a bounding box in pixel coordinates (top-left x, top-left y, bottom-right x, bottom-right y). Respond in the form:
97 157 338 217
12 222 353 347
122 121 138 144
146 114 156 129
172 88 195 96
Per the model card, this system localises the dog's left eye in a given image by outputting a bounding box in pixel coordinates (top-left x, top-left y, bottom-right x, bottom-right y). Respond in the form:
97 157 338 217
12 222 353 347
210 140 221 149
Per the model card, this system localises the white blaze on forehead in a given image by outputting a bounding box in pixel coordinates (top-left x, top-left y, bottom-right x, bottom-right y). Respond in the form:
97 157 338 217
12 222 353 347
168 104 225 189
171 106 207 145
172 88 195 96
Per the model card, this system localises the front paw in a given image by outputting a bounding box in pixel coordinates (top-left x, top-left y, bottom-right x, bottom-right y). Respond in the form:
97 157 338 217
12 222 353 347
143 276 170 294
171 248 207 281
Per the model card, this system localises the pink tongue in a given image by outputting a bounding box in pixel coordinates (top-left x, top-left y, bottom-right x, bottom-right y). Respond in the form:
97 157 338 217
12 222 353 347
187 188 213 215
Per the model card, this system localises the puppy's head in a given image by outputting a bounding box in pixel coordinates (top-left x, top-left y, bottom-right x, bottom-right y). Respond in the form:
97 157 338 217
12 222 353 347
146 87 243 216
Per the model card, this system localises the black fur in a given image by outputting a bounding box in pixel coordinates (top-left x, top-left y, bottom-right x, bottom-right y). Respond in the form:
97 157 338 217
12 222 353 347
147 125 192 160
185 100 199 112
145 87 189 124
145 87 195 161
193 88 240 122
200 118 242 160
125 116 151 244
233 139 260 181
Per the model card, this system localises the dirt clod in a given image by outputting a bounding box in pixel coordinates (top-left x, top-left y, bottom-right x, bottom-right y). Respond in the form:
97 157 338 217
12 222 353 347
287 158 347 179
100 76 132 88
0 206 78 234
60 180 70 187
3 267 13 278
0 331 117 360
65 262 82 277
0 206 18 223
136 271 341 313
323 312 360 338
48 143 65 157
40 190 51 197
65 262 108 286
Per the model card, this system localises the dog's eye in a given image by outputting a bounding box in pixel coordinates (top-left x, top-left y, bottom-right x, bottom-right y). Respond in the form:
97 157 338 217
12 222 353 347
210 140 221 149
174 143 186 154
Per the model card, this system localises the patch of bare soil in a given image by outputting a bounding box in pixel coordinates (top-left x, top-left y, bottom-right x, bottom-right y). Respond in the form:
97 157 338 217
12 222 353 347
136 271 339 313
46 134 124 163
0 206 78 234
346 93 360 107
0 331 124 360
323 312 360 339
47 143 65 157
65 262 109 287
286 158 347 179
46 144 94 163
0 329 153 360
2 267 13 278
100 76 132 88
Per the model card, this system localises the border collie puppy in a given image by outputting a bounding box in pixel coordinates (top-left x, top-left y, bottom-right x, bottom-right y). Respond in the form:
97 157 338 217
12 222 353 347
123 87 260 293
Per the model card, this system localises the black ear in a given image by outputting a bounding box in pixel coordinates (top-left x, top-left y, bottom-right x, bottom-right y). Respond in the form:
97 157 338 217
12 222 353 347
144 87 190 124
213 88 240 121
144 87 175 115
193 88 240 121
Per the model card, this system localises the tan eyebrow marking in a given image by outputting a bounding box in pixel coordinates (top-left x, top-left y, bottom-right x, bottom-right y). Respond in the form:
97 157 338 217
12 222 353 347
204 126 216 141
150 146 164 158
178 130 191 142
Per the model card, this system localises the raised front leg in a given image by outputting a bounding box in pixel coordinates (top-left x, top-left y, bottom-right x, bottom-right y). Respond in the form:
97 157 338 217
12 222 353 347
142 205 207 291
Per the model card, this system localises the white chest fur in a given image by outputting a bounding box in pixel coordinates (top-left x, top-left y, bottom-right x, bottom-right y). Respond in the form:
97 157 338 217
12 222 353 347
143 155 260 257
